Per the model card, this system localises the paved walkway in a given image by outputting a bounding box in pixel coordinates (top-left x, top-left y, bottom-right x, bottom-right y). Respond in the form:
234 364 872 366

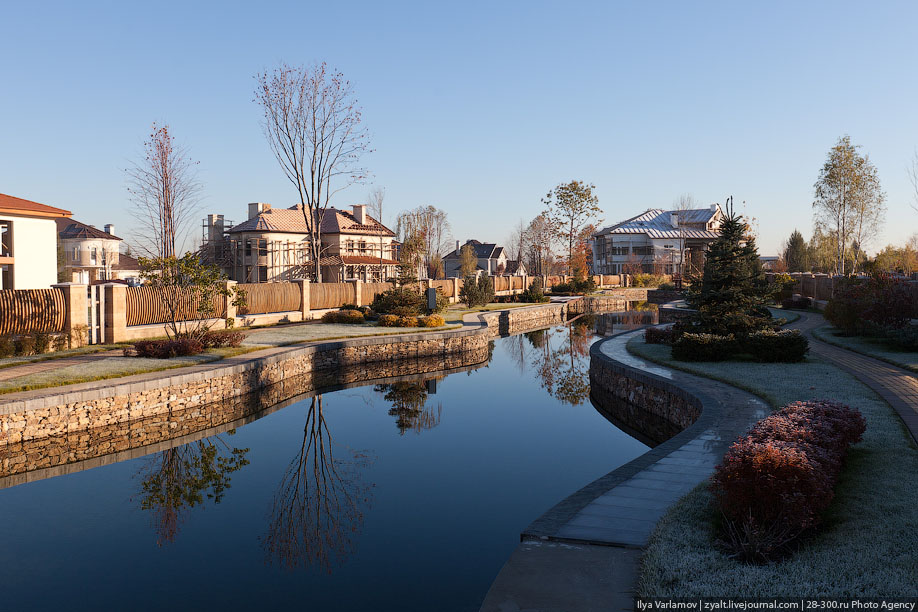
794 312 918 444
0 350 122 382
480 329 769 611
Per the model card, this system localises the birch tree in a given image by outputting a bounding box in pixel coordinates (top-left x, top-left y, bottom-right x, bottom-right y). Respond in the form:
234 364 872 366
255 63 371 281
813 136 885 275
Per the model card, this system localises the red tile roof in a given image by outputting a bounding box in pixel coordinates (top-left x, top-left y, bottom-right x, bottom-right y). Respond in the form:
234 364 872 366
0 193 72 218
228 206 395 237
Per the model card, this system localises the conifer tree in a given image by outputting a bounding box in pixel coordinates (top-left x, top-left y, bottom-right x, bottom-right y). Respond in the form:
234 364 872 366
686 198 774 336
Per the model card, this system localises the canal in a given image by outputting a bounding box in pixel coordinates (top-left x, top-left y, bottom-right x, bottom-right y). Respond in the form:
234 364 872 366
0 316 650 611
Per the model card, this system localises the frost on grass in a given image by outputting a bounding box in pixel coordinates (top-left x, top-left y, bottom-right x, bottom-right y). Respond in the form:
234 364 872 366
813 325 918 373
629 337 918 597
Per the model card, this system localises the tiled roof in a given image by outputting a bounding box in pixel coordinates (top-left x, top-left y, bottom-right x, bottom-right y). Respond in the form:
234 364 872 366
444 240 504 260
56 218 123 241
113 253 140 271
0 193 72 218
228 206 395 237
594 206 721 240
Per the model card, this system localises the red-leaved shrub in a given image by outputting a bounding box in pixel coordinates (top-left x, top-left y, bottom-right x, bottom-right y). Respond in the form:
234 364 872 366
201 330 246 348
644 326 676 345
132 338 204 359
711 400 865 562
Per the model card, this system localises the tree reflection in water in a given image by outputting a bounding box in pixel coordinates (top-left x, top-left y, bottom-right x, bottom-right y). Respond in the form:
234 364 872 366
136 433 250 546
374 380 443 435
264 395 374 572
517 316 595 406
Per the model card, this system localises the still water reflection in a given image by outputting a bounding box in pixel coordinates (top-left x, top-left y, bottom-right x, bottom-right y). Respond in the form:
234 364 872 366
1 318 649 612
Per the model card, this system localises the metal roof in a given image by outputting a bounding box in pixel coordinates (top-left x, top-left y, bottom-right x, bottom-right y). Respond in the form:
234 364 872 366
594 206 721 240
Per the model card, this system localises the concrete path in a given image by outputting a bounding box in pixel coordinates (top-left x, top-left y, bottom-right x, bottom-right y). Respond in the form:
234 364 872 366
480 329 769 611
795 312 918 444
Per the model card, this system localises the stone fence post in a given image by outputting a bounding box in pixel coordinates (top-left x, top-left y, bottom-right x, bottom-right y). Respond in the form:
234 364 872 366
103 283 127 344
52 283 88 347
351 280 363 307
224 280 238 324
296 279 311 318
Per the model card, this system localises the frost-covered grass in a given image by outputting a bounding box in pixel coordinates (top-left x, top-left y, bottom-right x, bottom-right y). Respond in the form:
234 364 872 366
628 337 918 597
242 321 459 346
813 324 918 373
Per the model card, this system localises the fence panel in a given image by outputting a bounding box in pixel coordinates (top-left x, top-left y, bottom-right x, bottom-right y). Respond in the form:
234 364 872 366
126 286 226 326
237 282 302 315
363 282 395 304
494 276 510 292
430 279 452 294
310 282 355 310
0 289 66 335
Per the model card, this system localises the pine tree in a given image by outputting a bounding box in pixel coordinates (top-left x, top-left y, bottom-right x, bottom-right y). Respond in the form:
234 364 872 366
783 229 808 272
686 199 774 336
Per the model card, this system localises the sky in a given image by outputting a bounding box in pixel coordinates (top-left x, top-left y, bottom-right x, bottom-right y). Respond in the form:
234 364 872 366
2 0 917 256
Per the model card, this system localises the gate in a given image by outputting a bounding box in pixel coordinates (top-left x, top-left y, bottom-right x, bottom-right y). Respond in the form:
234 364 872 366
87 285 106 344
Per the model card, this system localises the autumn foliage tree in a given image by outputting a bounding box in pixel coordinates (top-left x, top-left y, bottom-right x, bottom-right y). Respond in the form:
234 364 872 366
542 181 602 275
255 63 371 281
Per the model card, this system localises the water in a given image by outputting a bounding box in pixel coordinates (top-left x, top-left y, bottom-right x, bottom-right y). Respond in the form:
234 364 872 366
0 318 649 611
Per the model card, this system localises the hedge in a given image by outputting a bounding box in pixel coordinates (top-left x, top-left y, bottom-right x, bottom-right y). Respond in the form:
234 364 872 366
321 309 366 324
671 330 808 362
711 400 866 562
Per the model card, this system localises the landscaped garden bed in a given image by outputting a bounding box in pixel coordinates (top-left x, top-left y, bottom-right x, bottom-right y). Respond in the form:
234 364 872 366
812 324 918 373
628 335 918 596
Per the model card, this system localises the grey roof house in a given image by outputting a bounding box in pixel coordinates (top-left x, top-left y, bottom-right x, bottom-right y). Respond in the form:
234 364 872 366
442 240 523 277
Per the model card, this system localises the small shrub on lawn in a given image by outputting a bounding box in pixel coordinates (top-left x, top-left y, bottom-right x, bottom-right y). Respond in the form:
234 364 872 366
359 306 379 321
397 315 419 327
132 338 204 359
0 335 15 358
644 326 676 345
781 295 812 310
339 303 360 310
201 330 246 348
322 309 366 324
52 334 69 352
459 274 494 307
744 329 809 362
886 324 918 351
378 314 399 327
433 288 450 313
551 277 597 295
14 335 35 356
631 273 667 288
370 287 425 317
711 400 866 563
417 315 445 328
32 332 51 354
672 333 735 361
520 278 549 303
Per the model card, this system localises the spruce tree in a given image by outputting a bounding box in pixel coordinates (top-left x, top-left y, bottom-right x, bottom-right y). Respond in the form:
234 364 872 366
686 199 774 337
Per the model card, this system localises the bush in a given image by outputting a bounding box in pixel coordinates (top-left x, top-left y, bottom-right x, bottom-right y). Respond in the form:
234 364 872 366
359 306 379 321
743 329 809 362
201 330 246 348
378 314 400 327
417 314 445 328
321 309 366 324
886 324 918 351
671 333 736 361
459 275 494 307
52 334 69 352
15 335 35 356
519 278 549 303
781 295 812 310
551 277 597 295
133 338 204 359
0 335 14 358
371 287 425 317
340 303 360 311
644 326 676 345
397 315 419 327
631 273 667 288
658 282 676 291
433 288 450 313
825 275 916 336
32 332 51 354
711 400 866 562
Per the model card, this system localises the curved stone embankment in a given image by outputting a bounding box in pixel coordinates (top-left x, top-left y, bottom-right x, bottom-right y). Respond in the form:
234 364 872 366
0 301 579 463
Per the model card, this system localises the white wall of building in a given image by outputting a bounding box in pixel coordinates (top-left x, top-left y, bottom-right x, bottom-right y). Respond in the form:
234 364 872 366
0 215 59 289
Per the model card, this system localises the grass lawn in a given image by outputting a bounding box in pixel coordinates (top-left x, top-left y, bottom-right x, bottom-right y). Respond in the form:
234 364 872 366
442 303 537 324
242 320 461 346
0 345 126 371
628 336 918 597
812 324 918 373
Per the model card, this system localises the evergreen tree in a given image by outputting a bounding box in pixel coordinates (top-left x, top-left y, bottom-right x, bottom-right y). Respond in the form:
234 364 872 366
686 199 774 336
783 229 808 272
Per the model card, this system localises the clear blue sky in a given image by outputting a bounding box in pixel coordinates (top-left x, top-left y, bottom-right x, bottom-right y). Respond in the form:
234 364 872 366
2 0 917 255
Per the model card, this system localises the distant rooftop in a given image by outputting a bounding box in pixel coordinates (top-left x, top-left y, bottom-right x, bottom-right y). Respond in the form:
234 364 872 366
594 205 722 240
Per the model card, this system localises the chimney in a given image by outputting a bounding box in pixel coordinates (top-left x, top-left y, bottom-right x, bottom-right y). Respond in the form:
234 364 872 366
206 214 225 242
456 240 460 253
710 204 718 211
104 224 115 236
248 202 269 219
670 213 679 229
352 204 367 224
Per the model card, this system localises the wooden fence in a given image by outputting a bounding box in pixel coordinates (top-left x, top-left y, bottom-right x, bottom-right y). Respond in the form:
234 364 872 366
310 282 356 310
363 282 395 304
125 286 226 326
0 289 66 335
237 282 301 315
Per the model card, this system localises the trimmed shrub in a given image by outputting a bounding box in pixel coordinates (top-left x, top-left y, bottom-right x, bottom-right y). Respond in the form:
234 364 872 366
644 326 676 345
321 309 366 324
520 278 549 303
781 295 812 310
15 335 35 356
378 314 399 327
671 332 736 361
631 273 667 288
459 274 495 307
397 315 419 327
32 332 51 355
202 330 246 348
339 303 360 310
359 306 379 321
744 329 809 362
711 400 865 562
371 287 425 317
825 275 916 335
418 314 445 328
886 324 918 351
551 277 597 295
0 335 15 358
133 338 204 359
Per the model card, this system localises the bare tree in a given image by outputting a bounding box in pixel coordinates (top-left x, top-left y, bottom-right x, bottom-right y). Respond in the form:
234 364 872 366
395 205 451 279
127 123 201 258
506 218 527 271
254 63 371 282
367 187 387 273
524 213 555 276
908 149 918 215
671 193 697 276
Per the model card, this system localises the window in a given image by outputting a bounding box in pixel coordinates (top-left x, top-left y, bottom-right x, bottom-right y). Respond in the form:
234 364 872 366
72 247 79 261
0 220 11 257
90 248 97 265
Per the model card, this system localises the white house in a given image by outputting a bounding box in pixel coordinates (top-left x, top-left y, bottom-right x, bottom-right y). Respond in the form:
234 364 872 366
591 205 723 275
0 192 72 290
56 218 140 284
442 240 522 277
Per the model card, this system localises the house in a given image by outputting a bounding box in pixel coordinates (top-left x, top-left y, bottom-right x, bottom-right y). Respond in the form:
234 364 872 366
591 204 723 275
0 192 72 289
442 240 516 277
203 203 399 283
56 219 141 284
